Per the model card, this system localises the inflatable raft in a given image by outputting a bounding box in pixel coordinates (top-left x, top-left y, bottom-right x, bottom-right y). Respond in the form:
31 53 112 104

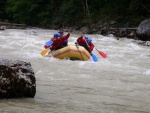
46 45 91 61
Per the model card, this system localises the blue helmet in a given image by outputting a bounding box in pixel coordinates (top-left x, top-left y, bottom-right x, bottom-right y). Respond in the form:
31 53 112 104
84 36 88 39
54 33 60 37
87 38 92 43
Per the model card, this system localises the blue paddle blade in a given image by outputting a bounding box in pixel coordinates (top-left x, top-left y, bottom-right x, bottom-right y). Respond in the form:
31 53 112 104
91 54 98 62
45 41 53 46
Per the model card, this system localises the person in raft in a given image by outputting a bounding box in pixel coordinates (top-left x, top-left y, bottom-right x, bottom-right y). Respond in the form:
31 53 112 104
75 35 94 54
44 32 70 51
58 31 70 47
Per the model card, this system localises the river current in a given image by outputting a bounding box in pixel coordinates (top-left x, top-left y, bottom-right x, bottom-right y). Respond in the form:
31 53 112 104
0 29 150 113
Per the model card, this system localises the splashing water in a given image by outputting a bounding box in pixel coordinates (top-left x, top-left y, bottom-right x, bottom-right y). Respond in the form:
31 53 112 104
0 29 150 113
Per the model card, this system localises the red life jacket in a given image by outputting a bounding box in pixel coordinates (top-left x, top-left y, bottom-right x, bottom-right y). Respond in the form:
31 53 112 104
44 32 70 51
77 36 94 53
50 37 63 51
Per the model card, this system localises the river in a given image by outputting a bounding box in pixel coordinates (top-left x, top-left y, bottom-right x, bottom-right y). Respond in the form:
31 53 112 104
0 29 150 113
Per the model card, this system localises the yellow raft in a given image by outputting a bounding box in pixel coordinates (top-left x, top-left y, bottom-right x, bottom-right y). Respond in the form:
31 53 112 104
46 45 91 61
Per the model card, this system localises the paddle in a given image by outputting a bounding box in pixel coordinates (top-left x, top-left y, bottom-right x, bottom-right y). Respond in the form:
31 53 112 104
45 40 53 46
40 49 49 56
83 37 98 62
91 53 98 62
95 48 107 58
40 41 53 56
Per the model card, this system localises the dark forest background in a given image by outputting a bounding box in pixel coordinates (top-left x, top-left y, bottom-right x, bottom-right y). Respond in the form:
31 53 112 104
0 0 150 28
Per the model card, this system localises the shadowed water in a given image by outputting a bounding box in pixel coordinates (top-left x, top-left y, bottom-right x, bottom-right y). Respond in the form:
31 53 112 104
0 29 150 113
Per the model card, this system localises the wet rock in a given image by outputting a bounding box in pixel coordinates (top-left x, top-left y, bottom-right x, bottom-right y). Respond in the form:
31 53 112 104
138 41 150 46
0 59 36 98
136 19 150 41
109 27 137 38
0 22 26 29
0 26 6 30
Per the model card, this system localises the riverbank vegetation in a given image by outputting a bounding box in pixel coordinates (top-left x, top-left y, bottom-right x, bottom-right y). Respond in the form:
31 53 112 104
0 0 150 29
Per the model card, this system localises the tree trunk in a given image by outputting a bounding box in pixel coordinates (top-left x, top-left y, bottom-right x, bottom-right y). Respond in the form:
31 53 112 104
85 0 91 25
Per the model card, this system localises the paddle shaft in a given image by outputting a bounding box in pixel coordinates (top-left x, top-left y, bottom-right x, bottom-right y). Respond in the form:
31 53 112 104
84 38 91 53
84 37 98 62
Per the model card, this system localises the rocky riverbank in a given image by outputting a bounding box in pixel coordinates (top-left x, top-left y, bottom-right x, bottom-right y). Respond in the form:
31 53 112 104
1 19 150 44
0 22 27 29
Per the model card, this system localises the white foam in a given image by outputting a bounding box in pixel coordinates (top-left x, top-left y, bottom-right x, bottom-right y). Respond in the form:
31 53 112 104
144 69 150 75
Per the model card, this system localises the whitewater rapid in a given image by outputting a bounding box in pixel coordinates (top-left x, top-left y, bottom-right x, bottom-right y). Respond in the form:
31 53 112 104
0 29 150 113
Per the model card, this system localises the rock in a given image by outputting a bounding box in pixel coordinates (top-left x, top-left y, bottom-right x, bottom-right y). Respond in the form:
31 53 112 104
119 28 127 37
0 59 36 98
136 19 150 41
0 26 6 30
110 21 116 25
127 31 137 39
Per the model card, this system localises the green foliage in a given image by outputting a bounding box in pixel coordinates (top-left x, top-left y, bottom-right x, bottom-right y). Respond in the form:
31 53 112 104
0 0 150 27
0 0 8 20
54 0 84 26
129 0 150 16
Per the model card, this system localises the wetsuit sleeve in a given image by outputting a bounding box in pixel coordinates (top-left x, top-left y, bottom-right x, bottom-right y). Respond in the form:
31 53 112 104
44 45 49 49
61 32 70 40
89 43 94 51
65 32 70 39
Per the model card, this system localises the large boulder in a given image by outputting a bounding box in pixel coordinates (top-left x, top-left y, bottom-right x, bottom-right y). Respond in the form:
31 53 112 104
136 19 150 41
0 59 36 98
